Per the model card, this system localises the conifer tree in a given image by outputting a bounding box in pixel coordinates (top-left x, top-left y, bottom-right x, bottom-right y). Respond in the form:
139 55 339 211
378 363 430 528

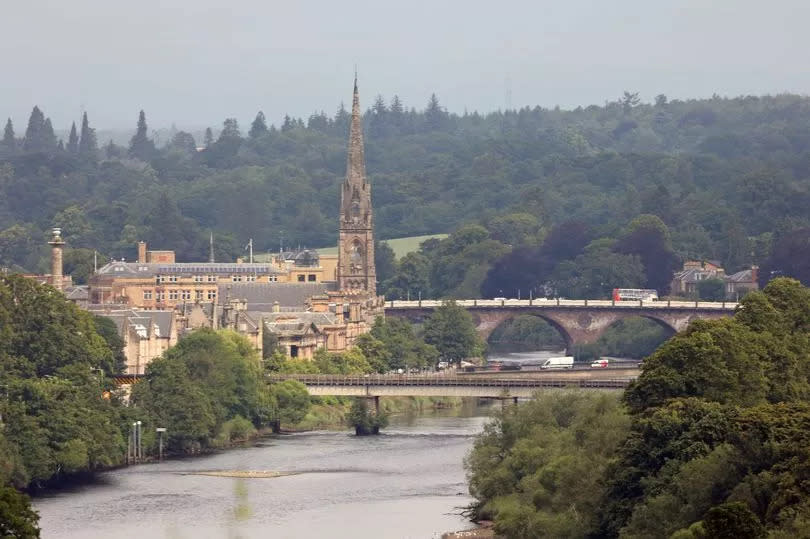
22 106 46 152
281 114 293 132
249 111 268 138
128 109 155 160
78 112 98 158
425 93 447 131
42 118 57 151
203 127 214 148
1 118 15 152
67 122 79 154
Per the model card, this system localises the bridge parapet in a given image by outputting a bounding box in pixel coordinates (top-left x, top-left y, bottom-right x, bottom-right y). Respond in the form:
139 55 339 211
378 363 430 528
268 373 634 398
387 299 738 310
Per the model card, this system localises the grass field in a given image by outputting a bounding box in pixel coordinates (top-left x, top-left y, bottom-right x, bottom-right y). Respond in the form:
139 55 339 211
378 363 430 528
316 234 448 259
254 233 447 262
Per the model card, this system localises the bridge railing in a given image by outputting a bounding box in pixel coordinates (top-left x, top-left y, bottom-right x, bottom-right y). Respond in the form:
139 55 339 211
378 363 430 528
386 299 738 310
268 374 634 389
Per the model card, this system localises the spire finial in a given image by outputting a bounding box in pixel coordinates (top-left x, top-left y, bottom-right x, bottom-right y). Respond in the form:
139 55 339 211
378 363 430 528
209 231 215 263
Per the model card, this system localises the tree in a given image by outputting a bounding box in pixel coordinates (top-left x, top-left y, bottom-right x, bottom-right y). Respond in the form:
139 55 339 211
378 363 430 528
0 485 40 538
23 106 56 153
697 277 725 301
622 91 641 113
203 127 214 148
423 301 483 364
702 502 765 539
66 122 79 154
249 111 268 139
374 241 396 286
488 213 543 246
760 228 810 287
78 112 97 158
425 93 448 130
383 252 431 300
1 118 15 152
128 110 155 160
268 380 310 425
615 214 680 294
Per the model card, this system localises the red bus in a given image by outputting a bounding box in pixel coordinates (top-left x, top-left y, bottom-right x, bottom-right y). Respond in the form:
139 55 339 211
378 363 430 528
612 288 658 301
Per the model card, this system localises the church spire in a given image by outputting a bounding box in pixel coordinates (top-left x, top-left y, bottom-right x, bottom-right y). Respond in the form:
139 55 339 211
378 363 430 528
338 75 376 295
346 72 366 186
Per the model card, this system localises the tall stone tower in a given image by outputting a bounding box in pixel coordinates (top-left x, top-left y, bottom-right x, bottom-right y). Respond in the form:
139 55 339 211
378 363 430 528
337 76 376 294
48 227 65 292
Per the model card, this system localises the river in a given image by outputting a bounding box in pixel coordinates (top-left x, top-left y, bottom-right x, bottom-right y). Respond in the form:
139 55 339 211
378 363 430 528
33 402 494 539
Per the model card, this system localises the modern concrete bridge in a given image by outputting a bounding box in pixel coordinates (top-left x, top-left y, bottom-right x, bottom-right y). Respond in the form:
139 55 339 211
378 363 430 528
385 298 737 350
268 373 635 399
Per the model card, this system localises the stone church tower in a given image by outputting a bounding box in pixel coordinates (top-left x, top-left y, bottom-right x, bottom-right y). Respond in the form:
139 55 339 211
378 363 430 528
337 76 376 294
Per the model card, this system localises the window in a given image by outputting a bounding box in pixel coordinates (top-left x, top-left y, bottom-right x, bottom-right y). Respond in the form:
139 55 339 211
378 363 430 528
232 275 243 282
195 290 203 301
207 275 217 282
207 290 217 300
156 291 165 301
297 275 306 282
307 274 316 282
168 275 178 283
168 290 179 300
246 274 256 282
269 275 278 282
194 275 203 282
156 275 165 283
181 290 191 300
143 290 153 300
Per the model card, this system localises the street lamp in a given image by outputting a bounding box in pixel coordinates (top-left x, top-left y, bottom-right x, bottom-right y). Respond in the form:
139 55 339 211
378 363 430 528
156 428 167 461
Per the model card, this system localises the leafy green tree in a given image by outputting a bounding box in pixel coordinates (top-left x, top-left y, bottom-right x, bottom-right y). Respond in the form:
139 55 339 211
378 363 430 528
702 502 764 539
0 485 40 538
423 301 483 364
268 380 310 425
354 333 391 373
383 251 431 300
374 241 396 286
616 214 680 294
487 213 543 246
550 239 645 299
760 227 810 287
697 277 725 301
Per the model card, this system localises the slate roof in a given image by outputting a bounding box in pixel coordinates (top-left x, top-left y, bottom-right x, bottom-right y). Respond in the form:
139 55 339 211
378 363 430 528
89 307 174 340
217 282 336 311
263 311 339 336
726 269 755 283
96 260 284 278
64 285 89 300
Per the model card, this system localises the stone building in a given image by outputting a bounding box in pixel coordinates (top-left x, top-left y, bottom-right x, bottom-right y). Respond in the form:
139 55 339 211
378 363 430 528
88 306 177 375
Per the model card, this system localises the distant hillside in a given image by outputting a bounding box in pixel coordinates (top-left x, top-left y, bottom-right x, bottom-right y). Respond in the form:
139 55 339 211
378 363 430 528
317 234 448 258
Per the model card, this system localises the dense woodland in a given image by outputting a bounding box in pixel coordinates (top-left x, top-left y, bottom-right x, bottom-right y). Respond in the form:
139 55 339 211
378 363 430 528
1 92 809 299
466 278 810 538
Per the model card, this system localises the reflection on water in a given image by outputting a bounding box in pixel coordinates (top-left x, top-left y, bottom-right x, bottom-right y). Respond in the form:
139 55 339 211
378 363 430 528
34 403 494 539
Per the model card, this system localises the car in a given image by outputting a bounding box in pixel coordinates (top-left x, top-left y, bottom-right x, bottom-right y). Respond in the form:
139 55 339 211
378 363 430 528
590 359 609 368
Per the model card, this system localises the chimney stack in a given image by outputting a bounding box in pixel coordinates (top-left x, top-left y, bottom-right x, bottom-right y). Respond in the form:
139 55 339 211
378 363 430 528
272 301 280 313
137 241 147 263
48 228 66 292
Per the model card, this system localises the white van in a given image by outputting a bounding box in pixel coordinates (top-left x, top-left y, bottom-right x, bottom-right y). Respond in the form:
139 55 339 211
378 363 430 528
540 356 574 369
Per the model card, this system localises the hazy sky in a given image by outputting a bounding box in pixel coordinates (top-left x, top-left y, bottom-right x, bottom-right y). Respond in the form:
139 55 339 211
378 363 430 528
4 0 810 131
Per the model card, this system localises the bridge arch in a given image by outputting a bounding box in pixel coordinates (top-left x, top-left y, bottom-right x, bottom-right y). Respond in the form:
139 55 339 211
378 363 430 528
474 311 574 354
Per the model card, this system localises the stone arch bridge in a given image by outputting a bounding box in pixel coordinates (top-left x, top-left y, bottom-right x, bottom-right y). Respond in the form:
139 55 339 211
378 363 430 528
385 299 737 352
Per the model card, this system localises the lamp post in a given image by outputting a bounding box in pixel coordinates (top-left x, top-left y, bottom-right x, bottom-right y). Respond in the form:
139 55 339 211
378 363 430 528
156 428 167 461
136 421 142 462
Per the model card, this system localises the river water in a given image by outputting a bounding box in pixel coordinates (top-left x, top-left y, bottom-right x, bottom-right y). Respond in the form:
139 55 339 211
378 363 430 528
34 403 493 539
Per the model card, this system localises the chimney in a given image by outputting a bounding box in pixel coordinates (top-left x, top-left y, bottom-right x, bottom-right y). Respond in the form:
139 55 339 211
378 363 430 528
272 301 280 313
48 228 66 292
137 241 147 263
751 265 759 285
